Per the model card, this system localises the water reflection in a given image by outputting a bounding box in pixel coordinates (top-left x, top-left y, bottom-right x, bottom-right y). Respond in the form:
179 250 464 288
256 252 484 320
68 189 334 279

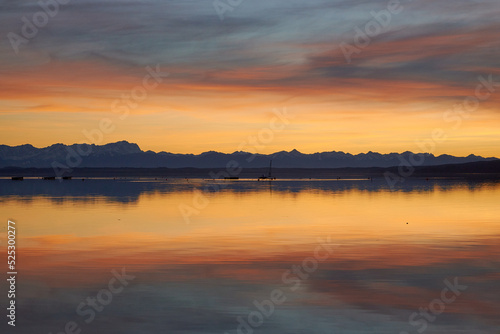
0 179 499 333
1 178 498 204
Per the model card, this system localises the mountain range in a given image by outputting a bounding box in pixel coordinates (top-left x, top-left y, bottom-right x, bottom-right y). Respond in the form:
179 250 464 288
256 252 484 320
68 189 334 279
0 141 497 169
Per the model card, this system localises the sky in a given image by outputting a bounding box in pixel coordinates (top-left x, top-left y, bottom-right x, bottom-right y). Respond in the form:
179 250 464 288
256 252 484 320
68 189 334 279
0 0 499 156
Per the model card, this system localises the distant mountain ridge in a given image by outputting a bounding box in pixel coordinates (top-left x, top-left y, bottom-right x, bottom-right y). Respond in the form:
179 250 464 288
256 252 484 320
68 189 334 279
0 141 497 169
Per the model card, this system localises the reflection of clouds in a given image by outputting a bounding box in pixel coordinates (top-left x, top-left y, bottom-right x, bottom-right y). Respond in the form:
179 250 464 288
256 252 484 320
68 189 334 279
9 240 500 334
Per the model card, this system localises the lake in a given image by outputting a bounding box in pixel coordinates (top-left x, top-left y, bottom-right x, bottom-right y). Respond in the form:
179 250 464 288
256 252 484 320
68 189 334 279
1 178 499 333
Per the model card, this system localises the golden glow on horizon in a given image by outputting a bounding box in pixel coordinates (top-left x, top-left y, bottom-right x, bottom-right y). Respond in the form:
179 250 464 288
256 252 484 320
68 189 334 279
1 58 499 156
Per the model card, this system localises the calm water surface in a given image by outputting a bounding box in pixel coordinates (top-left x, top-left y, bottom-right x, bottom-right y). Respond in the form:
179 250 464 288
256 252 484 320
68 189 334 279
0 178 499 333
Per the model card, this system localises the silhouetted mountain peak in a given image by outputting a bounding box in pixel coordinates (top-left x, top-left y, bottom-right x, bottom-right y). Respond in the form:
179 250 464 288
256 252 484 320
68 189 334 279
200 151 222 156
100 141 141 154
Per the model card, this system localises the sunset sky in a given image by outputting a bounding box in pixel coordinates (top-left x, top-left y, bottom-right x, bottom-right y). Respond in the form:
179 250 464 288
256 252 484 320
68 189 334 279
1 0 499 156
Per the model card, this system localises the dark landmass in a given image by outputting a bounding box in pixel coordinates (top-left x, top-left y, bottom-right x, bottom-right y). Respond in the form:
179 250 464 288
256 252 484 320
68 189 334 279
1 159 499 179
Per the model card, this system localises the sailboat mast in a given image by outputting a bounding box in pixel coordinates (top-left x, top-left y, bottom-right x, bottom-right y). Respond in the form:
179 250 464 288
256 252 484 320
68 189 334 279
268 160 272 178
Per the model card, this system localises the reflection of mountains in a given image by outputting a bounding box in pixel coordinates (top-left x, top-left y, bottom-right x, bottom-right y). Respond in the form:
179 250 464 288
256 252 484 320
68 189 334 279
1 179 498 204
0 179 183 204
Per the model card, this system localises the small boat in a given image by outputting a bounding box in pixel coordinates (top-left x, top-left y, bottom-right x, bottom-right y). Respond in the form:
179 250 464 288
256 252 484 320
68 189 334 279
43 176 56 180
11 176 24 181
62 176 72 180
258 160 276 181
